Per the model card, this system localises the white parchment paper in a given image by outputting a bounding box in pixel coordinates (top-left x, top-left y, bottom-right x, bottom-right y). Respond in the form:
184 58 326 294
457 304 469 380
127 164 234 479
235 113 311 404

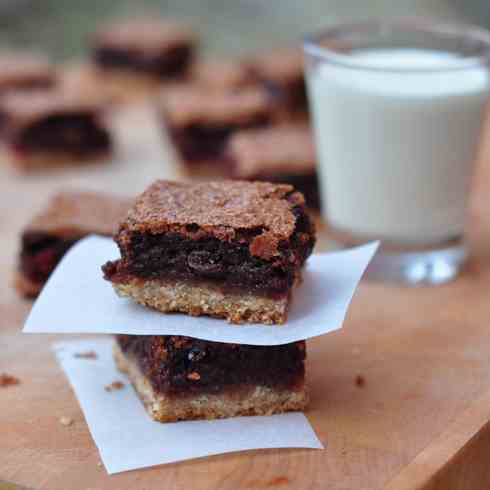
53 338 323 474
25 236 378 345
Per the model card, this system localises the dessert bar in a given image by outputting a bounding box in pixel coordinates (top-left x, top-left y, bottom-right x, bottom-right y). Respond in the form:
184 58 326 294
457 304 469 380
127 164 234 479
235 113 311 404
17 190 131 297
228 124 320 209
0 52 56 95
247 48 307 116
92 19 196 80
115 335 308 422
160 86 272 168
0 90 112 170
103 180 315 324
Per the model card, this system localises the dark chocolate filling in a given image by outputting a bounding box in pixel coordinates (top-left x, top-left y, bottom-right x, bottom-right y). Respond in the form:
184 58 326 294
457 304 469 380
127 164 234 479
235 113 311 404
20 232 80 285
9 114 111 156
167 116 270 164
103 205 314 296
93 44 193 79
117 335 305 396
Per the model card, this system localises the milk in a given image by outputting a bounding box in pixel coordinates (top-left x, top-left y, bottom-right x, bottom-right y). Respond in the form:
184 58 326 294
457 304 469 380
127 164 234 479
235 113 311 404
307 49 490 245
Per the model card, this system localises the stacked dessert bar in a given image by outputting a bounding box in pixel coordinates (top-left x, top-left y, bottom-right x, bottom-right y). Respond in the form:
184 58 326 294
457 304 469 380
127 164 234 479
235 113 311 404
103 179 316 422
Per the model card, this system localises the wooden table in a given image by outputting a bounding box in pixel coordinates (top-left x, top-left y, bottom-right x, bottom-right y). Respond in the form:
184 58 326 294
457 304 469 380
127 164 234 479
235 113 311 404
2 105 490 490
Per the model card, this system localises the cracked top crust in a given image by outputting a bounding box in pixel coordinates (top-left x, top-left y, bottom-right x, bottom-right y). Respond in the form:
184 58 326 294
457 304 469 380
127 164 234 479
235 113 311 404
26 190 133 238
0 52 56 90
229 123 316 178
93 18 196 53
117 180 310 259
160 86 272 127
0 90 107 131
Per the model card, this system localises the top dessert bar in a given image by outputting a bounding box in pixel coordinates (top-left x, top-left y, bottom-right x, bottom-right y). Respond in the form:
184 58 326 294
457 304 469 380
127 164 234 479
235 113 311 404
92 18 197 79
160 86 273 165
0 90 112 169
0 52 56 94
103 180 315 324
228 123 320 208
246 47 307 115
17 190 132 297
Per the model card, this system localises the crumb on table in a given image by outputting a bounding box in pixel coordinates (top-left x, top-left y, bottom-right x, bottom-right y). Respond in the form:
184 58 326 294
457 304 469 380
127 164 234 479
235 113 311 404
104 380 125 392
0 373 20 387
59 416 73 426
74 350 98 359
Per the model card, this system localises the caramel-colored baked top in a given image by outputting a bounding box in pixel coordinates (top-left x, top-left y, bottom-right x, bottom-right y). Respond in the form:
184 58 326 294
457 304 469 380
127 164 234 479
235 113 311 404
0 52 56 90
247 47 304 85
0 89 106 130
26 190 133 239
191 59 253 90
120 180 307 258
94 18 196 53
160 86 271 126
229 124 316 178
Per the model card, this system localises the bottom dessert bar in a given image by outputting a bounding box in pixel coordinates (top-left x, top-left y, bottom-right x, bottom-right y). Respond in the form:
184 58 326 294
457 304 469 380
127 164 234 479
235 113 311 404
115 335 308 422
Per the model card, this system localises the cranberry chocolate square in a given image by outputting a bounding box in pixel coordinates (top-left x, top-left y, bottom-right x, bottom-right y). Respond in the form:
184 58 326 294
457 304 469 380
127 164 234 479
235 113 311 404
0 90 112 170
0 52 56 95
227 124 320 209
103 180 315 324
246 47 307 116
114 335 308 422
16 191 132 297
160 86 273 167
92 19 196 80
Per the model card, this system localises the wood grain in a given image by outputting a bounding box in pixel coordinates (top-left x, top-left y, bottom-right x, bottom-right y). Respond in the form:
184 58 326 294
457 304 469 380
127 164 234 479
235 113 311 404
2 104 490 490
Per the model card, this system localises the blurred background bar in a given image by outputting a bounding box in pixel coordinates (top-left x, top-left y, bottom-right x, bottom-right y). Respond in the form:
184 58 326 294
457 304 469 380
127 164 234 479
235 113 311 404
0 0 489 59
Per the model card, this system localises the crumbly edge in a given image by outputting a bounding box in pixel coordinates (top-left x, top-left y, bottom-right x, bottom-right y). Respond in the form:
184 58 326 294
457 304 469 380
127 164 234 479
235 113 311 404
111 275 296 324
1 147 112 172
14 271 42 298
114 341 308 422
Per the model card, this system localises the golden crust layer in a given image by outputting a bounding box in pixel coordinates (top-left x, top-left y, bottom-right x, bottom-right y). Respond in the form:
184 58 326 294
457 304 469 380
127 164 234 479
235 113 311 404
2 148 112 173
114 342 308 422
111 276 293 324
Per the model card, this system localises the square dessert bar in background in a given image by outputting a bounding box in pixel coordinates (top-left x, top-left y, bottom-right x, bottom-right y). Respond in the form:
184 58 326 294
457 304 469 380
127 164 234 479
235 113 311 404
228 124 320 209
103 180 315 324
115 335 308 422
16 190 132 297
0 90 112 170
92 18 197 80
246 47 307 117
160 86 273 169
0 52 56 95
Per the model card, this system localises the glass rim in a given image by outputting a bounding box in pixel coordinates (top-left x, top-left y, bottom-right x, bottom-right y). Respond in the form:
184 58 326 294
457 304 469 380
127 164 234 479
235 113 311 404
303 17 490 73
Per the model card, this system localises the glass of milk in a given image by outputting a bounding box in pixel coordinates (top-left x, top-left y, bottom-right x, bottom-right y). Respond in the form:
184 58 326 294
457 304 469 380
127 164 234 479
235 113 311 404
304 19 490 284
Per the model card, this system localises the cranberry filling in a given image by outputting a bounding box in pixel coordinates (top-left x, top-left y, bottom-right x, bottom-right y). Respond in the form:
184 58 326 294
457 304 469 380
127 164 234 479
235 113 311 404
117 335 305 396
20 232 79 284
11 114 111 156
167 116 270 164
